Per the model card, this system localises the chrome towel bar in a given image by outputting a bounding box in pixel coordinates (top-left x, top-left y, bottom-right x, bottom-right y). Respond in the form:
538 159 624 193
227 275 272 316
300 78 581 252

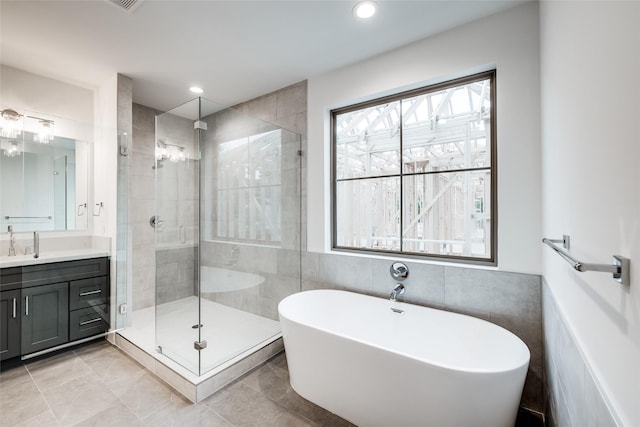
4 215 52 220
542 235 630 286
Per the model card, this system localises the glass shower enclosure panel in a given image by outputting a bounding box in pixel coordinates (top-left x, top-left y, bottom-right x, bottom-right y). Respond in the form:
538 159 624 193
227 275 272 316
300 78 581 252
155 99 202 375
198 103 301 375
154 96 301 377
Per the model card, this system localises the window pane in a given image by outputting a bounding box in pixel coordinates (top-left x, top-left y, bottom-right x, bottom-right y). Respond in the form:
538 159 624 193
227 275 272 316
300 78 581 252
402 170 491 258
216 130 283 244
402 79 491 173
249 130 282 186
335 101 401 179
336 177 400 251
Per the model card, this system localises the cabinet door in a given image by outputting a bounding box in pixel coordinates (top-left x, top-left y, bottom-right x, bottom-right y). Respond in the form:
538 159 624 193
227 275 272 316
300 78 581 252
21 282 69 355
0 290 21 361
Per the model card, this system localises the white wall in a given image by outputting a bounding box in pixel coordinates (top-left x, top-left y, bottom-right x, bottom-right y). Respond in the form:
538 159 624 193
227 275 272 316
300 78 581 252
1 65 93 141
93 75 118 242
540 1 640 425
307 2 541 274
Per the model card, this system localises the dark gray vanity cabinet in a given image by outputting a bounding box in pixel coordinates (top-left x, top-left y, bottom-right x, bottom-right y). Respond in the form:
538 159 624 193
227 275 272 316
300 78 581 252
0 257 109 361
68 276 109 341
21 282 69 354
0 289 21 360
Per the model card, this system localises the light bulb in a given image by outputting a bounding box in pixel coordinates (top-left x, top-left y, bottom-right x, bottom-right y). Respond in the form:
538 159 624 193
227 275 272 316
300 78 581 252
353 1 376 19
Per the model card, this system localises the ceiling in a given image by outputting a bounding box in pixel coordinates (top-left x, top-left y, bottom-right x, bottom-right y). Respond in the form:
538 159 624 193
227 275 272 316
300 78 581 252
1 0 525 112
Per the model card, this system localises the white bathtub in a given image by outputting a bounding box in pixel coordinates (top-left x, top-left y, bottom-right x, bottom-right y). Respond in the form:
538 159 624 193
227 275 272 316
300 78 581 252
199 266 265 293
278 289 530 427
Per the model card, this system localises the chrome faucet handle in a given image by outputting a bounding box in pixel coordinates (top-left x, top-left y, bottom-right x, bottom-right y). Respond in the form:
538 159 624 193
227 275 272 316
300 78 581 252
390 283 406 302
390 262 409 281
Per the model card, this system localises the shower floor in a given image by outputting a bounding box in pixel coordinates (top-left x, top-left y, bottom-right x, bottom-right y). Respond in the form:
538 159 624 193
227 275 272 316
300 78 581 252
118 296 281 382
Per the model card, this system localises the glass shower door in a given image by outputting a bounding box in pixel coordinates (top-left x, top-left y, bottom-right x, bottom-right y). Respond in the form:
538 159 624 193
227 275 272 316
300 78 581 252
154 98 202 375
198 102 302 376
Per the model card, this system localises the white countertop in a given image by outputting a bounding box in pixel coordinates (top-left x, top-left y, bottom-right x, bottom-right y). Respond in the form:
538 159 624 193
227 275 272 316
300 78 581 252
0 248 109 268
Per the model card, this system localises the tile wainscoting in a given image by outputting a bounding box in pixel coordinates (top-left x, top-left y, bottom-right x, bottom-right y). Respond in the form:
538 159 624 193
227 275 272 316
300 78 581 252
542 279 618 427
302 251 544 415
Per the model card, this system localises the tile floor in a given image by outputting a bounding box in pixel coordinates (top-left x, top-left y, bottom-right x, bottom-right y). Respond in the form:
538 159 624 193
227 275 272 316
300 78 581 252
1 338 543 427
0 339 353 427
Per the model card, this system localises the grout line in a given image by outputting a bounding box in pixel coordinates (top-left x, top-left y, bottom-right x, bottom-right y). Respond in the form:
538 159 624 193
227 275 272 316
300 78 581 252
15 364 59 426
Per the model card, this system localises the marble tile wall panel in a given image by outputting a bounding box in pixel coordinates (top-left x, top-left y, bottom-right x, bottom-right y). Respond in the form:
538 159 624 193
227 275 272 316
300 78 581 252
130 103 161 311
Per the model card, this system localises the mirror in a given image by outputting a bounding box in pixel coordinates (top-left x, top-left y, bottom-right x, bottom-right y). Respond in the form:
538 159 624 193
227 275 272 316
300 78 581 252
0 113 89 233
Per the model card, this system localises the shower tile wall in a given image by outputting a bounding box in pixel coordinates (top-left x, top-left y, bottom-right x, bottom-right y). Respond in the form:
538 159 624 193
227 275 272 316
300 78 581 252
131 103 158 310
155 110 199 304
116 74 133 327
130 103 198 310
199 81 306 321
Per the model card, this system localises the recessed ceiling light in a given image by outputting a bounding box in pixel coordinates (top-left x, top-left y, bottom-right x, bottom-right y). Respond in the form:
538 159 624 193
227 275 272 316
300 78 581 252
190 86 204 94
353 1 376 19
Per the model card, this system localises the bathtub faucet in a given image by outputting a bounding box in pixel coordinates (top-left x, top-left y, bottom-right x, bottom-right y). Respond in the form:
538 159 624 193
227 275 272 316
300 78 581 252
390 283 405 302
226 246 240 266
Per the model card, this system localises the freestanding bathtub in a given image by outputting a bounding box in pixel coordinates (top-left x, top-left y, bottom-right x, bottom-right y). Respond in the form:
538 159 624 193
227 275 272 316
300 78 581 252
278 289 530 427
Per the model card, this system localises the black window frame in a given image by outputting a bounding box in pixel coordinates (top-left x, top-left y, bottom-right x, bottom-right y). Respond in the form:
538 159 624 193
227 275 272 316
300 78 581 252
330 70 497 265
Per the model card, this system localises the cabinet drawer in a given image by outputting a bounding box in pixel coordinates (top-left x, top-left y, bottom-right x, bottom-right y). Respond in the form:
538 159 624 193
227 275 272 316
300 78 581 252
22 258 108 288
69 305 109 341
0 267 22 292
69 277 108 310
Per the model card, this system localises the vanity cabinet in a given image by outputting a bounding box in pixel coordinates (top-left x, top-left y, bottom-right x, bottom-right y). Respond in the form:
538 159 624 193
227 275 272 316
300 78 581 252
0 257 109 361
21 282 69 354
0 289 21 360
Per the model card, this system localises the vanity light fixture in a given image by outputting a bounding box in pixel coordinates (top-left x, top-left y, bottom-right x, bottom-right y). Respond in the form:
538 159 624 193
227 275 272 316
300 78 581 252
35 119 55 144
156 140 187 163
0 109 23 139
353 1 377 19
190 86 204 94
3 141 21 158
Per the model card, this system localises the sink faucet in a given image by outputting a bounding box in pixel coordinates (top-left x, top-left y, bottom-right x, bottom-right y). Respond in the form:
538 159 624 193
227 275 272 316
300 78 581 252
8 225 16 256
390 283 405 302
33 231 39 259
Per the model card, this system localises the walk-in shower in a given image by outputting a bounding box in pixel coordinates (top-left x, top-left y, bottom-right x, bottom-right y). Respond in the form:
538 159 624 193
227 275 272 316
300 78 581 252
117 97 301 389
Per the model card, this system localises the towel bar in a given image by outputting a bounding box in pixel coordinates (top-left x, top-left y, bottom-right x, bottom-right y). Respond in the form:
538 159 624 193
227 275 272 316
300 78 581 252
543 236 630 286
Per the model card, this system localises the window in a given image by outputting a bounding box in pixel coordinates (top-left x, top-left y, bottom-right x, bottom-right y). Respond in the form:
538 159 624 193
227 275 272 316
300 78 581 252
331 70 496 263
215 130 283 244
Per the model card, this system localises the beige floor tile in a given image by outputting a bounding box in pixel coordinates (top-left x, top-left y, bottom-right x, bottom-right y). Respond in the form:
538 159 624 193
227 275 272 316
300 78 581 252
202 381 313 427
74 340 147 386
142 394 232 427
71 400 145 427
0 377 50 427
240 362 354 427
109 372 174 420
26 351 91 392
0 364 31 389
14 409 59 427
41 374 118 426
